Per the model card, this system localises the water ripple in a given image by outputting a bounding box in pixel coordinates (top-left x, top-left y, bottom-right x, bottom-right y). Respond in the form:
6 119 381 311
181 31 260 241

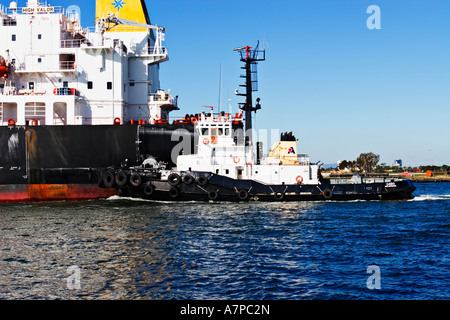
0 183 448 299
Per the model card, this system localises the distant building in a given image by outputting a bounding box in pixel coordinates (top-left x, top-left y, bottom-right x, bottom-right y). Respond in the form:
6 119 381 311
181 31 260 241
393 159 402 167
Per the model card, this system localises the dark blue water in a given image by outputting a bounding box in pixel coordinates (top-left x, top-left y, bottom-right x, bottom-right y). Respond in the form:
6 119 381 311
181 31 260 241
0 182 448 300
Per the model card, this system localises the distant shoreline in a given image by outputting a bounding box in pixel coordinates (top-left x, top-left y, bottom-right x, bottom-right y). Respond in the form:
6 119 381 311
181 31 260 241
409 176 450 183
323 172 450 183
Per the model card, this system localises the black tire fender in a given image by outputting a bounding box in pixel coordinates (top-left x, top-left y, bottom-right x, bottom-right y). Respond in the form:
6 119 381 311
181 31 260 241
115 170 128 187
197 175 209 186
143 182 154 196
208 190 219 201
168 173 181 186
129 172 142 187
238 189 248 200
103 170 115 188
169 186 179 198
323 188 333 200
183 174 194 185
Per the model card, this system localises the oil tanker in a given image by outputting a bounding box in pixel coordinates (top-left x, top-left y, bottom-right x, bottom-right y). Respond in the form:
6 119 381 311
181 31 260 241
0 0 195 202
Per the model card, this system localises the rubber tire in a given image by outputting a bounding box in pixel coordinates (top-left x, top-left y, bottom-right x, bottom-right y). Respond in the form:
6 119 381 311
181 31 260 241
168 173 181 186
169 187 179 198
323 189 333 200
103 170 115 188
129 172 142 187
274 192 284 200
208 190 219 201
197 176 208 186
183 174 194 185
238 189 248 200
115 170 128 187
143 182 154 196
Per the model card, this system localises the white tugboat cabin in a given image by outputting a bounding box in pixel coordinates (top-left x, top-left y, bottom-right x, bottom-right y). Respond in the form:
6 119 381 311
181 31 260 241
175 111 321 186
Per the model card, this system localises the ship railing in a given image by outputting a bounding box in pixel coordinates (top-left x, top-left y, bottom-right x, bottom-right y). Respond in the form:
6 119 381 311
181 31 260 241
328 176 406 185
61 39 92 48
15 61 76 72
298 154 310 164
59 61 76 70
131 45 167 57
149 93 177 106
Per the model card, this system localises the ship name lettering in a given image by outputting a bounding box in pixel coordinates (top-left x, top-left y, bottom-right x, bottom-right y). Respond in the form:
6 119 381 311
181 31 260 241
22 7 55 14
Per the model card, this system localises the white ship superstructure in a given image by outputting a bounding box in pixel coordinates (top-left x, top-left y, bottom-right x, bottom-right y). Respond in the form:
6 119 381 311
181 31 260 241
0 0 177 126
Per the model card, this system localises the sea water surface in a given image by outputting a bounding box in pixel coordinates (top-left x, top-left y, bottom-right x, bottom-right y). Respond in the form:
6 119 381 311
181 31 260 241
0 182 448 300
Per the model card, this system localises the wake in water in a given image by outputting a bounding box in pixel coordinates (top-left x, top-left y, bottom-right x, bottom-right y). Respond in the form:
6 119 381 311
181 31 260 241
409 194 450 201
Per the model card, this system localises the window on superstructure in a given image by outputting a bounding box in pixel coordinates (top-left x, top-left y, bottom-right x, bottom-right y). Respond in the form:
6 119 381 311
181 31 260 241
201 128 209 136
12 34 16 41
107 82 112 90
87 81 93 89
37 58 42 63
38 34 42 40
63 81 69 88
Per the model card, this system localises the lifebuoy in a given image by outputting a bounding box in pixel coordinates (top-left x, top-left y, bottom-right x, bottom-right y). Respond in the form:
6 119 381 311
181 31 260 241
113 117 121 125
7 118 15 126
233 156 240 164
296 175 303 184
191 117 197 124
203 137 209 145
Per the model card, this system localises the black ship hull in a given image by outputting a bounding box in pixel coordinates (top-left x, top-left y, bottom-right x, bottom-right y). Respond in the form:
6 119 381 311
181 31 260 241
100 169 417 202
0 124 195 202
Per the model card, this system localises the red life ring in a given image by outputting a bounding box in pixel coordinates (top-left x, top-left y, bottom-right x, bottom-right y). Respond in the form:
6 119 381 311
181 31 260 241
203 137 210 145
7 118 15 126
191 117 197 124
296 175 303 184
233 156 240 164
113 117 121 125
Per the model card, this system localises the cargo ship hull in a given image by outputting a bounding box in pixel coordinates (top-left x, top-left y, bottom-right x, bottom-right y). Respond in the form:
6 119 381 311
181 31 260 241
0 124 195 202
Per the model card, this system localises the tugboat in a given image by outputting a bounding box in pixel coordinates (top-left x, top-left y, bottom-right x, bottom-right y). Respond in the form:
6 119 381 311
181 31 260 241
99 44 416 201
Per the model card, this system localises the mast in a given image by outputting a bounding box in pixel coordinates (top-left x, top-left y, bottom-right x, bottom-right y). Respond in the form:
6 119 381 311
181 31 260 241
234 42 265 145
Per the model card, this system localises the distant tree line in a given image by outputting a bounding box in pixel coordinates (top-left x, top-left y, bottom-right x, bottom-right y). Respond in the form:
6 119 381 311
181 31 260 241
329 152 449 174
337 152 380 173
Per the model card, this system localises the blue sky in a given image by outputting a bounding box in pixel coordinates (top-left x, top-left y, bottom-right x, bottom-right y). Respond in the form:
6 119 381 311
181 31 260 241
11 0 450 166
